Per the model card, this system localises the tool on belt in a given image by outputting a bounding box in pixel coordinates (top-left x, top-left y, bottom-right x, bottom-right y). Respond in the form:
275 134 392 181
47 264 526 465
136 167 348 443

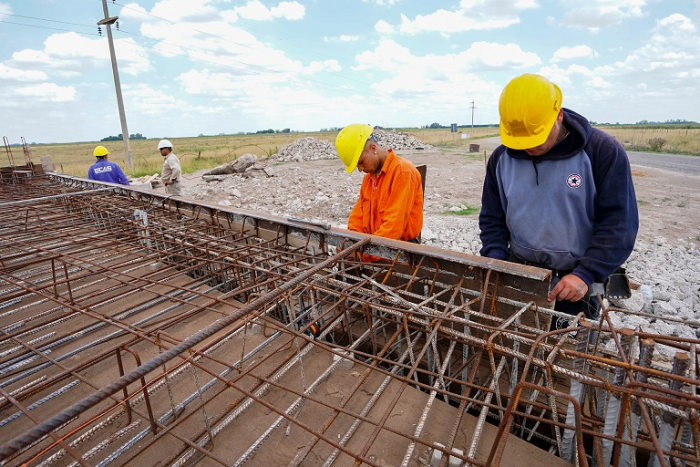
605 267 632 300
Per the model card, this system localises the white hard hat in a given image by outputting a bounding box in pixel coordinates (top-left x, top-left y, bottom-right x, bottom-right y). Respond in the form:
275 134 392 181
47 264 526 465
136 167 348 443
158 139 173 149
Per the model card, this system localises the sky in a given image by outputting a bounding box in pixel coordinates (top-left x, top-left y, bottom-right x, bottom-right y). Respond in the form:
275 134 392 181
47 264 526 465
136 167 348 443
0 0 699 144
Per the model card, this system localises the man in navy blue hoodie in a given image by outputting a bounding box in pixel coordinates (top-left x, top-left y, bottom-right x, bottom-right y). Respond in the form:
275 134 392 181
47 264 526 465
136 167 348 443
479 73 638 328
88 146 130 186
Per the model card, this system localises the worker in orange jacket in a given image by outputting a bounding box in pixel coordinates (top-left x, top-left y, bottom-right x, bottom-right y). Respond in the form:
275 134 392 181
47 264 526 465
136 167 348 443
335 124 423 243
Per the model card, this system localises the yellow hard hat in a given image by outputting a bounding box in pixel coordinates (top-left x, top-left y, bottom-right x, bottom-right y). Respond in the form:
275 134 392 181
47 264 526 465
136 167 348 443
335 124 373 173
499 73 562 150
93 145 109 157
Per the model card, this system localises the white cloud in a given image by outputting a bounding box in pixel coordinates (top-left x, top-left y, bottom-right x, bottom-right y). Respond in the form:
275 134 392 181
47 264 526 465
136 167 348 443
302 59 341 75
551 45 600 62
347 39 538 120
147 0 221 23
562 0 647 32
15 83 76 102
0 2 12 20
363 0 399 6
170 67 365 130
124 84 184 115
235 1 272 20
0 63 47 82
375 19 395 34
10 33 151 77
353 40 541 73
657 12 695 31
177 69 252 97
323 35 360 43
119 2 150 21
235 0 305 21
271 2 305 20
535 11 700 120
612 14 700 79
399 10 516 34
139 14 301 75
394 1 538 35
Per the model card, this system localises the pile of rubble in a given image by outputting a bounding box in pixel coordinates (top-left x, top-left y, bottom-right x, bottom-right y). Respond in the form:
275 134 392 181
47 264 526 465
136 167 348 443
274 137 338 162
272 130 433 163
373 128 433 150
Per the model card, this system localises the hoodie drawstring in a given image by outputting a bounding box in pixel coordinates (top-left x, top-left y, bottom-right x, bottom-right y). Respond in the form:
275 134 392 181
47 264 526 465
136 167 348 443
531 159 540 186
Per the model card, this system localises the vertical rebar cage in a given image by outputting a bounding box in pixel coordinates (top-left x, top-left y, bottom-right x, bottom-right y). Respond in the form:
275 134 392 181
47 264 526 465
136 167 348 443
0 173 698 467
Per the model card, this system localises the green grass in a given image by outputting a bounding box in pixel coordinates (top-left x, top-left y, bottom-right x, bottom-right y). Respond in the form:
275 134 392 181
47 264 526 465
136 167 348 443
463 152 487 162
443 205 480 216
470 133 500 140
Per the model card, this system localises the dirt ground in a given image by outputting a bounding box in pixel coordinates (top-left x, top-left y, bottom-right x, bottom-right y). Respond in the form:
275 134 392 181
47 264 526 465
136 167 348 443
178 139 700 248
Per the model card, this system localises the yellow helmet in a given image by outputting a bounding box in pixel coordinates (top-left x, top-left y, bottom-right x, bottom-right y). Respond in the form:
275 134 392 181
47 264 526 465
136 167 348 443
335 124 373 173
93 145 109 157
499 73 562 150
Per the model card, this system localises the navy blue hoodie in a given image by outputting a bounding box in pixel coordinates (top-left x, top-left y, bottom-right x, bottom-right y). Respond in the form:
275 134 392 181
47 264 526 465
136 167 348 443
479 108 638 286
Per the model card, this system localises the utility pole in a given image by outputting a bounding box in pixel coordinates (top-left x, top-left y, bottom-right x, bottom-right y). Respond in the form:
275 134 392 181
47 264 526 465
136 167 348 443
470 100 476 134
98 0 133 171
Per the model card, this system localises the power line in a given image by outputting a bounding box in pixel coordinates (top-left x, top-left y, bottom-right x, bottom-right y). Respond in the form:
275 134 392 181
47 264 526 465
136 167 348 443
8 14 97 30
0 19 101 37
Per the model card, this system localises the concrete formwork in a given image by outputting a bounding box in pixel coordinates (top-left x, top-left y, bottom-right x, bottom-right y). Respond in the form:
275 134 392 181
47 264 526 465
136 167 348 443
0 172 698 467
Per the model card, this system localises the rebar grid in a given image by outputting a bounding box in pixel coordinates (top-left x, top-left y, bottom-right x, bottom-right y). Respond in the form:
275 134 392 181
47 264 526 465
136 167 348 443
0 174 698 467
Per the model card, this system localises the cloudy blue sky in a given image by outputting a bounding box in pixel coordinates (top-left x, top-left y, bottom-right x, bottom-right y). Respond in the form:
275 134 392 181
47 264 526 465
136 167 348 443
1 0 699 144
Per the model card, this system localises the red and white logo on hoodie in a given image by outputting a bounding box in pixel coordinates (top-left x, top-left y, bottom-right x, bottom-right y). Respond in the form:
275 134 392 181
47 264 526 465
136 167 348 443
567 173 582 188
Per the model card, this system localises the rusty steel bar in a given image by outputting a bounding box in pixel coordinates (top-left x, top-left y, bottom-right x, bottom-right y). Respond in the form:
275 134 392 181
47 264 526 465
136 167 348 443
1 174 699 467
0 234 371 459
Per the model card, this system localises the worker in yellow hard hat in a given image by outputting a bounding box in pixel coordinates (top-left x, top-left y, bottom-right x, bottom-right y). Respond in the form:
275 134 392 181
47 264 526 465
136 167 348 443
335 124 423 244
87 145 130 185
479 73 638 331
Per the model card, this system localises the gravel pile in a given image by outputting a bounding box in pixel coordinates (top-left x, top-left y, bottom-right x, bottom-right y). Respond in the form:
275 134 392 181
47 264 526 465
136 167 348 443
373 128 433 150
274 137 337 162
272 130 433 164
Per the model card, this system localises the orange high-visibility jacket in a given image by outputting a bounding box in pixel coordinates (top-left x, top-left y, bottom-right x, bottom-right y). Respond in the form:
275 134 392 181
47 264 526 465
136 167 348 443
348 150 423 241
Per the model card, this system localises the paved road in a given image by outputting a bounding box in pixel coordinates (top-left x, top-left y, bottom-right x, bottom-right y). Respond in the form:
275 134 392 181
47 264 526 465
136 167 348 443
627 151 700 176
478 137 700 176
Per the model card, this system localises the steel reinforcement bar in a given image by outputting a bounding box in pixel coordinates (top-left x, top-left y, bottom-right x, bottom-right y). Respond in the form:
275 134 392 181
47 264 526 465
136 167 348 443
0 173 697 467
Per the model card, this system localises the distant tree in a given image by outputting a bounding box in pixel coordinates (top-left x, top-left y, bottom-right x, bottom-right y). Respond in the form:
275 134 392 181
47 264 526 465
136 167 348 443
101 132 146 141
281 128 291 133
428 122 442 129
100 133 122 142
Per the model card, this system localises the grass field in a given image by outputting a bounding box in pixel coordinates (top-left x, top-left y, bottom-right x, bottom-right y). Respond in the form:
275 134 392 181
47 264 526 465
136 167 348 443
596 125 700 155
7 125 700 179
